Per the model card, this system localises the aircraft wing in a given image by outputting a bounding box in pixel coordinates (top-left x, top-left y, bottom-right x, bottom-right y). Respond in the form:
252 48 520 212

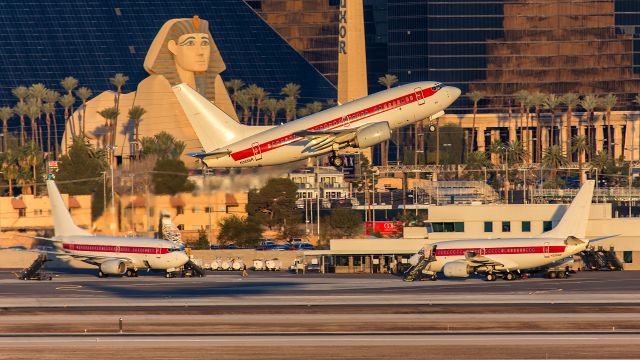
187 149 231 159
295 128 358 152
464 251 519 271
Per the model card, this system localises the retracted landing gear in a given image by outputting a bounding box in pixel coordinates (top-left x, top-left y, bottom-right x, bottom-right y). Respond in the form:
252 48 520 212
329 153 344 168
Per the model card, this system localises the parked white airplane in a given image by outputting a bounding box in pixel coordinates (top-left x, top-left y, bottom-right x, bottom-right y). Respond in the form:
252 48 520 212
7 180 190 278
172 81 460 168
412 180 617 281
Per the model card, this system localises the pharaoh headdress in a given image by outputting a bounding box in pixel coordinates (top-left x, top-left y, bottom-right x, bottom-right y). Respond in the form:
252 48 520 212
144 16 225 101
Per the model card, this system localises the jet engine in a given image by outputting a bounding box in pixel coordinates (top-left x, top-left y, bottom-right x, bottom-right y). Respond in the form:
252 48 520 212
352 122 391 149
100 259 127 275
442 260 471 278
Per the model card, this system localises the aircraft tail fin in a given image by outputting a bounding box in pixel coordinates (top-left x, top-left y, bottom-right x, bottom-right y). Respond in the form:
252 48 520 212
46 180 91 237
540 180 595 239
172 84 267 152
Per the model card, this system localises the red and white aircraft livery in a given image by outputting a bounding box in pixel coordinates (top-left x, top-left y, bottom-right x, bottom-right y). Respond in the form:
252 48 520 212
27 180 190 278
412 180 617 281
172 81 460 168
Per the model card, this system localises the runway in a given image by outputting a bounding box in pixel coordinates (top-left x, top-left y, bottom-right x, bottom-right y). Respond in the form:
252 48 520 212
1 270 639 307
1 333 639 359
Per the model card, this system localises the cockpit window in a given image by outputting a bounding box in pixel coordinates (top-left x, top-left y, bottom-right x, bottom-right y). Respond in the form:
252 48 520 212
432 83 443 91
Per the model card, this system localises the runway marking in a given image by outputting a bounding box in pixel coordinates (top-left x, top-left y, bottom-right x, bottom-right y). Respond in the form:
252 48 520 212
55 285 104 293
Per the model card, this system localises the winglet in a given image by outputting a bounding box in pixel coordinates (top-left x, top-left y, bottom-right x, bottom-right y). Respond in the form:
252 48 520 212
46 180 91 237
540 180 595 239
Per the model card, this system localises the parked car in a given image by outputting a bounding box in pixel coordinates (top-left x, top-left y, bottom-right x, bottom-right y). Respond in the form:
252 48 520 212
291 242 314 251
272 244 292 251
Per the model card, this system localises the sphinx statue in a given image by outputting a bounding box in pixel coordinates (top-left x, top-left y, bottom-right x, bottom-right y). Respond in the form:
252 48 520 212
72 16 237 166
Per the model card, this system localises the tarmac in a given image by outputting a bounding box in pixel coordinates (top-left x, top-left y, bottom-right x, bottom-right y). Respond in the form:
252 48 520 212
2 270 640 359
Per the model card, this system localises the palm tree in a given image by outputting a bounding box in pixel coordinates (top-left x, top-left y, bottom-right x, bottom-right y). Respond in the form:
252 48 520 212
128 105 147 159
236 91 253 125
279 97 296 123
98 107 119 166
513 90 530 142
580 95 599 162
251 86 269 126
464 151 492 180
0 107 13 152
467 91 485 156
1 150 19 196
280 83 301 119
542 145 568 182
109 73 128 152
600 93 617 158
509 140 530 164
591 150 610 175
60 77 78 137
12 86 29 146
26 98 41 147
543 94 562 147
224 79 245 111
43 90 61 157
529 92 545 162
75 87 92 137
378 74 399 165
262 98 279 125
20 141 40 196
58 94 75 152
572 134 587 185
43 102 55 157
561 93 580 158
378 74 398 89
635 94 640 109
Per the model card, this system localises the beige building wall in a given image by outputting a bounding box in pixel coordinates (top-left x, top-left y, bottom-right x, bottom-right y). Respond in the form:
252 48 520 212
118 191 248 241
0 194 91 232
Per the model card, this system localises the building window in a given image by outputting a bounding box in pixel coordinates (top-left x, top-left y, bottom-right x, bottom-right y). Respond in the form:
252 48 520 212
543 221 553 232
432 222 464 233
192 207 198 213
18 209 26 217
623 251 633 264
484 221 493 232
522 221 531 232
502 221 510 232
205 207 212 213
176 207 184 215
177 224 184 230
335 256 349 266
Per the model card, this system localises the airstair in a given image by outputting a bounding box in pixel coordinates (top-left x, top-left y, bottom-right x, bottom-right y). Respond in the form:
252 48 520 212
403 246 437 281
182 260 206 277
580 247 623 271
15 254 51 280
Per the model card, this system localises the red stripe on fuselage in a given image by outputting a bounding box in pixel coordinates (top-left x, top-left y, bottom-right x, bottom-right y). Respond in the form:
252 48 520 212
230 87 439 161
63 243 169 254
435 246 566 257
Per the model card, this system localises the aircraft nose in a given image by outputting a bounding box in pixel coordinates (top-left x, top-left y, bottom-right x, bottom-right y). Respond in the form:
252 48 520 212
447 86 462 100
179 251 190 265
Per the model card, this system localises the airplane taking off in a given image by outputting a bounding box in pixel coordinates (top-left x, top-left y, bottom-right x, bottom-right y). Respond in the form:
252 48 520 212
411 180 617 281
172 81 461 168
5 180 190 278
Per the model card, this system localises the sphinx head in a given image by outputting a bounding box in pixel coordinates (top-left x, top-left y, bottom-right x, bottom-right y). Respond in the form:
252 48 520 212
144 16 225 100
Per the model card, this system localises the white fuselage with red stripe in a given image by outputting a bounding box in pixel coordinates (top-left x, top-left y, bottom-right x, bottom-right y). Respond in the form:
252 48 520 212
56 235 189 270
203 81 458 167
427 237 586 273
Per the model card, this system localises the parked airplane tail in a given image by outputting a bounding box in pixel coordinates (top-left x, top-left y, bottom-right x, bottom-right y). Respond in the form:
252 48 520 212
540 180 595 239
172 84 268 152
46 180 91 237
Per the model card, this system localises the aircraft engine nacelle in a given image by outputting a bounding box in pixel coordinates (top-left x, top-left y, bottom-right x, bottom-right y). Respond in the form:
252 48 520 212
353 122 391 149
442 260 471 278
100 259 127 275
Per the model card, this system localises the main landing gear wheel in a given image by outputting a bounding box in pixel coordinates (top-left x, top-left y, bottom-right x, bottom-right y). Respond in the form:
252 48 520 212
165 272 174 278
126 269 138 278
504 272 515 281
97 271 108 278
485 273 497 281
329 154 344 167
429 274 437 281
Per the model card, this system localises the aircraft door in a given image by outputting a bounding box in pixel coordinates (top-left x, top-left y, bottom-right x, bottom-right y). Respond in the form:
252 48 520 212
480 248 486 256
414 87 425 105
252 142 262 161
544 242 550 258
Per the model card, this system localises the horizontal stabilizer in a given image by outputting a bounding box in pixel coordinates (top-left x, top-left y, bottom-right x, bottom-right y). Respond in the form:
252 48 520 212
187 150 231 159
